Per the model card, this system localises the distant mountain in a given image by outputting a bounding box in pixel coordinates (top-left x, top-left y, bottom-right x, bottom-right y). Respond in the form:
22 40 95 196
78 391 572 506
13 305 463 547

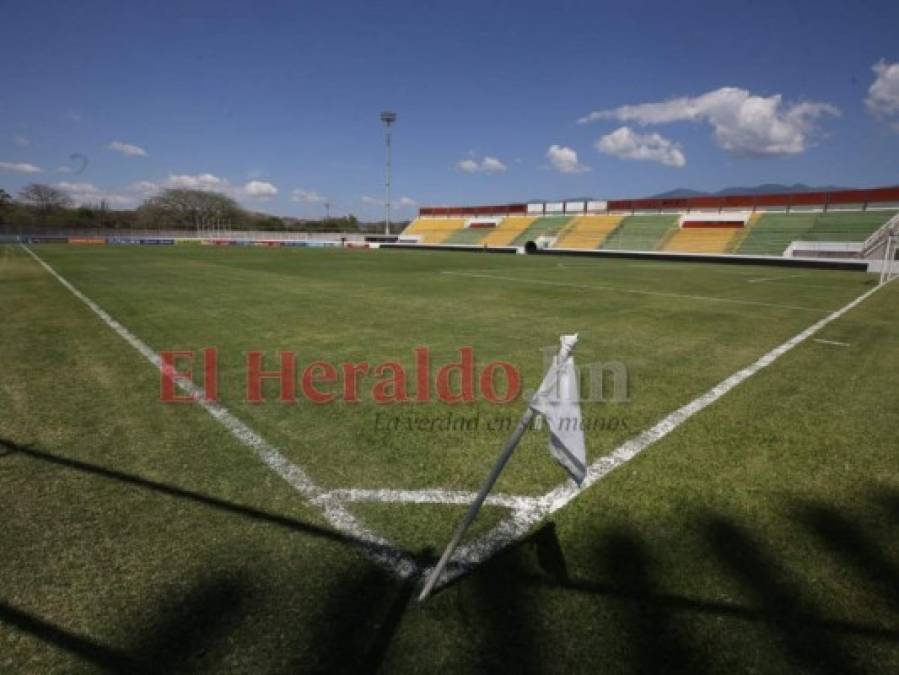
650 188 707 198
651 184 851 198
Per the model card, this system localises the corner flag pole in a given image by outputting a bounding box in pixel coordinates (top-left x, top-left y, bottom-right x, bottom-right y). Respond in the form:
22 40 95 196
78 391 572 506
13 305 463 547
418 335 579 601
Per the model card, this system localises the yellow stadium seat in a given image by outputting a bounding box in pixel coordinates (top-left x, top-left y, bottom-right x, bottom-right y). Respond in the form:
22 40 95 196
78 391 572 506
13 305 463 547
553 215 623 249
402 218 467 244
478 216 537 246
662 227 742 254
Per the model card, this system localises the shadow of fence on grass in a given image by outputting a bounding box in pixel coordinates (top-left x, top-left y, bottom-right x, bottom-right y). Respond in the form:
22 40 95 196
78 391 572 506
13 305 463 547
794 500 899 616
704 516 862 675
126 574 253 674
0 600 136 672
301 565 416 674
470 503 899 674
0 437 411 562
3 433 899 672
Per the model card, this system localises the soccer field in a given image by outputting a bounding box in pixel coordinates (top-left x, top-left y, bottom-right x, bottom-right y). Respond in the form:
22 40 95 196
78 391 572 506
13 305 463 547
2 243 898 672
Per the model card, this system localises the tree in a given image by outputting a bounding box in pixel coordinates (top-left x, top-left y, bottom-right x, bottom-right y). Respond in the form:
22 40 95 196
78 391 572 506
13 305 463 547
139 188 244 231
18 183 73 212
0 188 11 225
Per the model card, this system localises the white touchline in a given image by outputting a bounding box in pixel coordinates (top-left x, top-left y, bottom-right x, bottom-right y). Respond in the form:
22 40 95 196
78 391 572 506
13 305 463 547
23 244 894 594
20 245 418 579
813 338 851 347
427 275 894 588
441 271 829 313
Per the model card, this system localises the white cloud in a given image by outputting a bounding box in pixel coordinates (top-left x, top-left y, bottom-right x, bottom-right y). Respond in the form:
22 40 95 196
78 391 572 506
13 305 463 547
596 127 686 167
242 180 278 199
108 140 148 157
457 155 507 174
290 188 326 204
580 87 839 156
398 196 417 207
866 59 899 130
130 180 160 195
0 161 42 174
128 173 279 203
56 181 132 207
13 135 29 147
166 173 225 190
546 144 590 174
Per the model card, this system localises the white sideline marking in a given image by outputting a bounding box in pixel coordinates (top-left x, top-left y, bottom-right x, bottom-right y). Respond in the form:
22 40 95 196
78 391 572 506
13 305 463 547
813 338 851 347
428 276 894 587
747 274 805 284
20 245 418 578
441 270 828 313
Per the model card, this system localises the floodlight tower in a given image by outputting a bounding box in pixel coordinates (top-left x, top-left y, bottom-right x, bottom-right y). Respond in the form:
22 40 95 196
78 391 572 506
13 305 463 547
380 111 397 235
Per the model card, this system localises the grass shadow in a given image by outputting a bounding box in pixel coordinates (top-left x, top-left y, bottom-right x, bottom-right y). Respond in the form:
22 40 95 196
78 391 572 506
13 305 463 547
794 500 899 615
301 564 415 674
704 516 861 675
125 574 252 673
0 600 136 672
0 437 415 564
598 526 703 673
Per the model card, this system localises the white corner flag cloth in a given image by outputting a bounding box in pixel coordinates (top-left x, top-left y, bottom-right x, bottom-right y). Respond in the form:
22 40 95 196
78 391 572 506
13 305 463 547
529 334 586 486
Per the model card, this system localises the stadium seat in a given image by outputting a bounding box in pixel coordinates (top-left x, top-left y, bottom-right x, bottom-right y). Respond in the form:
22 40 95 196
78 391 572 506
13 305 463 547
662 227 741 253
553 215 624 249
511 216 571 246
443 225 493 245
402 218 467 244
599 215 680 251
735 211 897 256
479 216 537 246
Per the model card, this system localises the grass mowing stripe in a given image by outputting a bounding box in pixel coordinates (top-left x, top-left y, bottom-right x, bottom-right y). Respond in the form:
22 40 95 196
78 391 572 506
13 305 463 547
441 270 830 313
433 276 894 590
20 244 417 579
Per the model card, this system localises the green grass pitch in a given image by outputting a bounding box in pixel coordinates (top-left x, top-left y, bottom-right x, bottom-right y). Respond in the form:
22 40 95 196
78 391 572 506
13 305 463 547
1 243 898 672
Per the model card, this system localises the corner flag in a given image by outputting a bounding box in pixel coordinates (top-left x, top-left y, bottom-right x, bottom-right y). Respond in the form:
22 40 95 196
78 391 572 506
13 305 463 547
529 334 586 485
419 334 584 601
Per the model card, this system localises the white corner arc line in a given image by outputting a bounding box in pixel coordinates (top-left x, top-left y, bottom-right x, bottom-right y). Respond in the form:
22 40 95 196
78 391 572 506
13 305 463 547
20 245 417 578
440 270 829 313
430 276 894 587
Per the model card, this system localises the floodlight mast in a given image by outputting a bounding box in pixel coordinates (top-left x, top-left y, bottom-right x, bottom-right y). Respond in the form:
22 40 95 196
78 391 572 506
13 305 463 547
381 111 397 236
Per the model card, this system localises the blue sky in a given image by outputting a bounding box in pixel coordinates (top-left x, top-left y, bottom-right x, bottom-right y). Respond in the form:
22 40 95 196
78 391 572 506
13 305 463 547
1 0 898 219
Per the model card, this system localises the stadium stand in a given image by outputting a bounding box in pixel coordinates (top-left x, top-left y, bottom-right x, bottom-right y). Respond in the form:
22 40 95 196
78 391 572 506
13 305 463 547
662 227 741 253
599 215 680 251
511 216 571 246
403 186 899 258
443 225 493 245
735 211 896 256
402 218 467 244
553 215 624 249
479 216 537 246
